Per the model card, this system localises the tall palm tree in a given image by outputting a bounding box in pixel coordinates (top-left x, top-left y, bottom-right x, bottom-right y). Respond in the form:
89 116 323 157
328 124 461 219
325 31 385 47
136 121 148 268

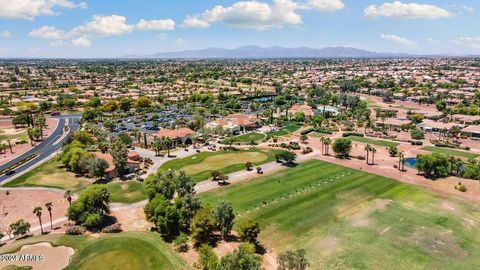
33 207 43 234
371 147 377 165
320 137 325 156
364 144 371 164
45 202 53 230
324 138 332 155
64 190 72 205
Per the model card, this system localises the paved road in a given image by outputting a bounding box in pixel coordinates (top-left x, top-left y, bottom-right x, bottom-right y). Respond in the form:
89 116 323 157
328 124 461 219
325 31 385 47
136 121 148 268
0 115 81 183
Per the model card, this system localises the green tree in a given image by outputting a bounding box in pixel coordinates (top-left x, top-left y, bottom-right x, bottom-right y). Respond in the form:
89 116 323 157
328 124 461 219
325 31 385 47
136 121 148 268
416 153 450 179
277 249 309 270
332 138 352 158
10 219 31 237
119 97 133 112
136 96 152 109
190 207 216 246
88 157 109 179
214 200 235 240
217 244 263 270
144 195 181 238
110 139 128 178
67 185 110 228
238 219 260 244
196 244 218 270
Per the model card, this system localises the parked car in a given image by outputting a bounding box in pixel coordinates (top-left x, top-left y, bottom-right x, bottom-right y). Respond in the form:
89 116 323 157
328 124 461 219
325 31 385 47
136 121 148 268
5 170 15 175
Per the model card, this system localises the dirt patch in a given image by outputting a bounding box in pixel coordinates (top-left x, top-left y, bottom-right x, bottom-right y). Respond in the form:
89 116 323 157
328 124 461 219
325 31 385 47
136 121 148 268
0 242 74 270
337 197 392 228
409 227 468 260
0 189 68 232
111 206 151 232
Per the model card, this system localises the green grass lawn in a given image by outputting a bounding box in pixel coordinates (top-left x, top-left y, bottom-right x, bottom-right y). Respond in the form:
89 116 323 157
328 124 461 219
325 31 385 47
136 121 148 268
267 123 301 137
421 146 479 159
0 131 28 141
200 160 480 269
348 135 399 147
107 181 147 204
0 232 187 270
158 148 277 182
230 132 266 143
3 159 146 204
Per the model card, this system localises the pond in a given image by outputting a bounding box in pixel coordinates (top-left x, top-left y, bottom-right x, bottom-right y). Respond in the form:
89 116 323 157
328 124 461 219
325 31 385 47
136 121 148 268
404 157 418 168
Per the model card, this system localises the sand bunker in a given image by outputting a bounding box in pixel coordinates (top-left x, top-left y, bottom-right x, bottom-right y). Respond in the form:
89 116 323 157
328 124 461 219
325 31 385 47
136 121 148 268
0 242 74 270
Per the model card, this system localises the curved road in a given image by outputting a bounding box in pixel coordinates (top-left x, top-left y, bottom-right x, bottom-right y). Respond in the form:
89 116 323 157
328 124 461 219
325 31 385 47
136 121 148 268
0 115 80 184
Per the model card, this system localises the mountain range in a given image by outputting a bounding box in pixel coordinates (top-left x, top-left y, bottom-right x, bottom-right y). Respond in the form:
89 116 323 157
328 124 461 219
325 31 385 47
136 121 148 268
124 45 411 59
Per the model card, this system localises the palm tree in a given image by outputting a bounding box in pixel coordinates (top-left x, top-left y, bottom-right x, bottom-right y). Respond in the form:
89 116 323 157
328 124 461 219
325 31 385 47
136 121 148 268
371 147 377 165
64 190 72 205
364 144 371 164
324 138 332 155
33 207 43 234
320 137 325 155
45 202 53 230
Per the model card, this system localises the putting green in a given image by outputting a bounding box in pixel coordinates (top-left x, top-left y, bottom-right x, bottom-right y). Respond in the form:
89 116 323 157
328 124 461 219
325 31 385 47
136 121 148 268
158 149 278 182
0 232 187 270
182 151 268 175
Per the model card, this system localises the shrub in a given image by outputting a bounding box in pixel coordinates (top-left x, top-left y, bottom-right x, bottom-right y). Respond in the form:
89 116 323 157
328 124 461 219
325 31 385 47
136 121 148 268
101 223 122 233
410 128 424 140
410 140 423 146
173 233 189 252
342 132 364 137
65 225 86 235
300 128 315 135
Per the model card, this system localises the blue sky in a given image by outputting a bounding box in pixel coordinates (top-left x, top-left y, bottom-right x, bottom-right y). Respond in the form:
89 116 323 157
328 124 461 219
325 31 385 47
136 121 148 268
0 0 479 57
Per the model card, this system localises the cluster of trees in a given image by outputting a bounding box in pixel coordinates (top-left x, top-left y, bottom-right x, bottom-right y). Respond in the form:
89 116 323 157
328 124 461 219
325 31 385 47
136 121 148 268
144 169 267 269
59 140 108 179
416 153 451 179
67 185 111 228
274 150 297 166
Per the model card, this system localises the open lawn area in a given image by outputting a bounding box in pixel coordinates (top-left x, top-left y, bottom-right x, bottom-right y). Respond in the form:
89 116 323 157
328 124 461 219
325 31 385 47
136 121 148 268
230 132 266 143
200 160 480 269
267 123 301 137
4 160 91 192
158 148 277 182
3 160 146 204
0 128 28 141
348 135 399 147
0 232 187 270
421 146 479 159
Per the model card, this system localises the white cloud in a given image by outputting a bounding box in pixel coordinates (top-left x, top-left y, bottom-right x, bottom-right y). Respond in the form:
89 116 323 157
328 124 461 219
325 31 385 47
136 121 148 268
182 0 344 30
71 35 91 47
381 33 416 47
0 0 87 20
364 1 453 19
136 19 175 31
71 15 135 37
183 16 211 28
29 15 175 47
0 30 10 38
302 0 344 11
453 37 480 48
29 25 65 40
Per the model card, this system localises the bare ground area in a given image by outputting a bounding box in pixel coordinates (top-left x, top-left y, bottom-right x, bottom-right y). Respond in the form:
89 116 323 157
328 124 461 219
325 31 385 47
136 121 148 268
0 189 68 233
0 242 74 270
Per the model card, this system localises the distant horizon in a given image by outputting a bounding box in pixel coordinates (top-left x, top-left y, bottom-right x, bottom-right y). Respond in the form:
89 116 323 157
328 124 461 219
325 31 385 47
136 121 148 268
1 44 479 60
